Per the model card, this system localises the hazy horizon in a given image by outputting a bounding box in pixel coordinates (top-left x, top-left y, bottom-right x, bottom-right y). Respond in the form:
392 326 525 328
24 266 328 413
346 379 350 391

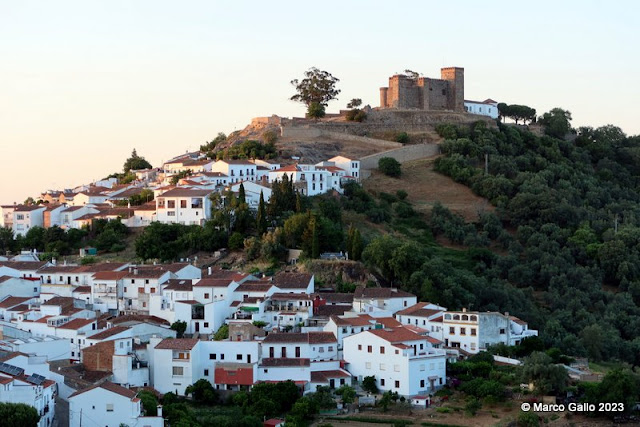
2 0 639 205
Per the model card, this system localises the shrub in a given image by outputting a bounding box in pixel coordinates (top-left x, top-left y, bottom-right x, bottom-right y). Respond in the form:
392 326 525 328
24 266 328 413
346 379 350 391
378 192 398 204
396 189 408 200
378 157 401 177
228 232 244 250
354 110 367 122
395 132 410 144
262 130 278 144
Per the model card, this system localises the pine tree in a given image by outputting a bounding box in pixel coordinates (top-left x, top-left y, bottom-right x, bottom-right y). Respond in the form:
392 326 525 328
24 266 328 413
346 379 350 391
257 191 267 235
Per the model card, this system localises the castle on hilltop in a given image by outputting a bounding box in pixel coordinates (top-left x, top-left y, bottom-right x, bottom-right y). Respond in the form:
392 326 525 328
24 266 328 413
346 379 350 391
379 67 464 112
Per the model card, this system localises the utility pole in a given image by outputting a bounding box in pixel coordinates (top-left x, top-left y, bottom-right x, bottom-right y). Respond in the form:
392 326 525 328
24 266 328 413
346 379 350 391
614 214 619 234
484 153 489 175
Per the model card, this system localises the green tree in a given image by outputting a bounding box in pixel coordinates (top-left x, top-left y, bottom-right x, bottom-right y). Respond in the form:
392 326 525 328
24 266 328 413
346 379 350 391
519 352 568 395
362 375 378 394
538 108 572 139
347 98 362 109
214 324 229 341
290 67 341 117
185 379 219 405
138 390 159 416
464 396 482 416
311 217 320 258
378 157 401 177
0 402 40 427
123 149 152 173
170 321 187 338
335 385 356 404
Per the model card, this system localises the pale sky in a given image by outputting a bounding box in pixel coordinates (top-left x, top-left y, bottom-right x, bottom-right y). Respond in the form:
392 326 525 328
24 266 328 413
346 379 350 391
1 1 639 205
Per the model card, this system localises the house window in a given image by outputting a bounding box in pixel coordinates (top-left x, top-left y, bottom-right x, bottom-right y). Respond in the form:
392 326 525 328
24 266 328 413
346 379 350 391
395 380 400 388
380 363 385 371
167 200 175 208
419 364 425 371
204 369 209 376
367 345 372 353
295 347 301 357
180 200 187 208
145 279 150 284
500 328 506 334
471 328 476 336
106 404 114 412
124 287 127 292
210 354 216 360
236 354 242 361
220 354 225 360
420 379 425 388
358 345 362 351
204 322 209 328
365 362 371 369
380 378 385 386
138 287 144 293
380 346 385 354
204 293 210 299
449 327 455 334
460 328 466 335
172 366 184 376
150 288 156 293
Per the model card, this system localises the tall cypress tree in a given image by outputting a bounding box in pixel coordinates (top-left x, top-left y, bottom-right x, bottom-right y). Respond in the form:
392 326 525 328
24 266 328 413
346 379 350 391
352 228 363 261
311 217 320 259
238 183 246 204
256 191 267 235
295 193 302 213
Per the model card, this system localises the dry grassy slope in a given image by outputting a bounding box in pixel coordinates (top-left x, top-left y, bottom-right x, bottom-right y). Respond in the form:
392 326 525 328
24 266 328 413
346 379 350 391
363 157 494 222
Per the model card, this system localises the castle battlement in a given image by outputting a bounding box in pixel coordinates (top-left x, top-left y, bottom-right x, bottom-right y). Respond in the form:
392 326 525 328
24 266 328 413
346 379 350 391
380 67 464 112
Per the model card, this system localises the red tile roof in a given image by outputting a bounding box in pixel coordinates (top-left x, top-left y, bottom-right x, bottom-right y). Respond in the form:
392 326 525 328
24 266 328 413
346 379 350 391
69 381 137 399
88 326 130 340
368 326 425 343
155 338 199 350
0 296 32 309
354 287 415 299
92 271 129 280
58 318 95 330
194 278 235 288
310 369 351 383
158 188 213 198
330 314 375 327
272 272 312 289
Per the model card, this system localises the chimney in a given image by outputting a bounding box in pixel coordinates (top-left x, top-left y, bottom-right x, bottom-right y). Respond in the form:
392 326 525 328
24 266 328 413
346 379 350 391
505 311 509 317
462 307 466 313
134 268 138 275
51 258 57 266
208 267 212 276
157 405 163 417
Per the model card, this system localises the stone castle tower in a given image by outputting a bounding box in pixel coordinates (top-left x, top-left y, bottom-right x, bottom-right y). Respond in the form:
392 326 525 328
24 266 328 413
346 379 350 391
379 67 464 112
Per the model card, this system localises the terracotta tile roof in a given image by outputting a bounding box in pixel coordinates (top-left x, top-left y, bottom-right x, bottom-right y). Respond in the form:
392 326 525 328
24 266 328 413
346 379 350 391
330 314 375 327
194 278 235 288
272 272 312 289
354 287 415 299
134 202 157 211
93 271 129 280
176 300 201 305
58 318 95 330
316 305 352 317
73 286 91 293
202 270 248 281
7 304 30 312
0 261 48 271
69 381 137 399
163 279 193 291
219 159 254 165
41 296 76 307
39 265 80 274
260 358 310 367
13 205 46 212
263 332 336 344
313 293 354 304
376 317 402 328
0 296 32 309
509 316 528 326
235 283 274 293
369 326 425 343
158 188 213 198
310 370 351 383
109 314 170 326
273 164 300 172
269 293 312 301
88 326 130 340
154 338 199 350
123 269 170 279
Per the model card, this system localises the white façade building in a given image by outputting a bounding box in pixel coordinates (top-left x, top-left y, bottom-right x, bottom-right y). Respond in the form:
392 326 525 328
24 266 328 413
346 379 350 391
464 99 499 119
395 302 448 334
327 156 361 181
343 326 447 397
353 287 418 317
210 160 258 185
0 363 57 427
69 381 163 427
432 309 538 354
12 205 46 237
156 188 214 225
229 181 272 209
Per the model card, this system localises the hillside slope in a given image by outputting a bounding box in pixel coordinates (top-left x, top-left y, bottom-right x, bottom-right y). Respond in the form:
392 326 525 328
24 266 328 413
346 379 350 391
363 156 493 221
